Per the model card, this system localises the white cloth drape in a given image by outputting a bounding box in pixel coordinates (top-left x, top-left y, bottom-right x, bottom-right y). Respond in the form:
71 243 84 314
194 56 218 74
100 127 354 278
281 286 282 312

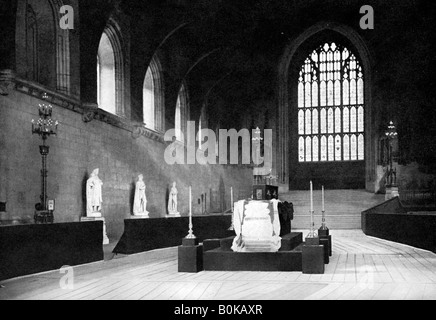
231 199 281 252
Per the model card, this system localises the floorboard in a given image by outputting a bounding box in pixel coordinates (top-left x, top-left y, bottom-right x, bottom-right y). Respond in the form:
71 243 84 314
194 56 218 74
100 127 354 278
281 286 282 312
0 230 435 300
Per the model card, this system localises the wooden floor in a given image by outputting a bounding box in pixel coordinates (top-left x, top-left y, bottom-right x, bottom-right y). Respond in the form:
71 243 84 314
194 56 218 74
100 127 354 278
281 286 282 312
1 230 435 300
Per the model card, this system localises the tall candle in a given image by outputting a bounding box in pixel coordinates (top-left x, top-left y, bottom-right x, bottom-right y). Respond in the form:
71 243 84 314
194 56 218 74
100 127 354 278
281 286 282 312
322 185 325 211
310 181 313 212
231 187 234 211
189 186 192 215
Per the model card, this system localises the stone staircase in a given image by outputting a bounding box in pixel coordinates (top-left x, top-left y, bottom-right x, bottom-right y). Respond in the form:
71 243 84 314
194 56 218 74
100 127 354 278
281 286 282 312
279 189 385 229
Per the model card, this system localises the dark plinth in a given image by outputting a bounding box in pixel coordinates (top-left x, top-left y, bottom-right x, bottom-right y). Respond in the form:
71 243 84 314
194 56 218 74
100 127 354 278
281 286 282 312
319 238 329 264
182 237 199 246
318 227 329 237
203 247 303 271
302 244 325 274
279 232 303 251
178 244 203 273
362 198 436 253
203 239 220 252
219 236 234 250
0 221 104 281
203 232 304 271
319 234 332 256
305 236 319 245
113 214 234 254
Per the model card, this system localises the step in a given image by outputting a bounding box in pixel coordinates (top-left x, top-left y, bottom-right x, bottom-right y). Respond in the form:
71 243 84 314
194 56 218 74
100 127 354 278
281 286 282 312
279 189 385 229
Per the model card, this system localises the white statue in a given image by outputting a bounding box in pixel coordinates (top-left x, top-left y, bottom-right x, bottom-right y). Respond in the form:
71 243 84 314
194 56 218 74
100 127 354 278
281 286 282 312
86 168 103 217
168 181 180 216
133 174 149 217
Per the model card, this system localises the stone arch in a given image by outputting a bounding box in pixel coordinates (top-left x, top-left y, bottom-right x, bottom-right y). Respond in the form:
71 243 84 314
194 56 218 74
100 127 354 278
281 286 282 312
143 53 165 132
277 21 376 191
175 80 190 141
98 16 128 117
49 0 71 94
15 0 71 94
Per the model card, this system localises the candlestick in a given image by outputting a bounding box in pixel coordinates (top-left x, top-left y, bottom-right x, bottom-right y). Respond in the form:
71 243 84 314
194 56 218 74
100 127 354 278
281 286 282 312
322 185 325 212
189 186 192 215
319 185 329 233
310 181 313 212
186 186 196 239
228 186 234 231
307 180 317 239
230 187 234 212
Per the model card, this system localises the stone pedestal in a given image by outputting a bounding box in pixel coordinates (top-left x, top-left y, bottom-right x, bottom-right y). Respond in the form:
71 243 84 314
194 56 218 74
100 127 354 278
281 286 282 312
131 213 149 219
81 216 109 244
167 211 181 218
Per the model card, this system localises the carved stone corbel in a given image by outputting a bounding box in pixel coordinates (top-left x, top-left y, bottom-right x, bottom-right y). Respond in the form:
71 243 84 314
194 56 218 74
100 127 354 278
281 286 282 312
0 69 16 96
131 123 147 139
82 103 98 123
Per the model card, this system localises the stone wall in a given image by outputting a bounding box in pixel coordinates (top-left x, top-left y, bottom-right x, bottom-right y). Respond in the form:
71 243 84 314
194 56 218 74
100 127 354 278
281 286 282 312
0 89 253 240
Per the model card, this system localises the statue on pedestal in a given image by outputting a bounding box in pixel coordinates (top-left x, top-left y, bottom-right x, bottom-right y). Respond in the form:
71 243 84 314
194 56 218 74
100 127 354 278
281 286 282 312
168 181 180 216
86 168 103 217
83 168 109 244
133 174 149 217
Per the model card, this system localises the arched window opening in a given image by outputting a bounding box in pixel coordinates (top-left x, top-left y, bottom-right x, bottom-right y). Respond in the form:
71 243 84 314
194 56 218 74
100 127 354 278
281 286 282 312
143 55 164 132
297 42 364 162
97 19 126 117
175 82 189 141
26 4 38 82
97 32 116 115
143 67 154 128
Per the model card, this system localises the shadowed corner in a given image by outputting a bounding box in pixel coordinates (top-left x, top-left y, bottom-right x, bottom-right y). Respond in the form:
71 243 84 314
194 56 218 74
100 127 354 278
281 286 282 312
81 171 89 219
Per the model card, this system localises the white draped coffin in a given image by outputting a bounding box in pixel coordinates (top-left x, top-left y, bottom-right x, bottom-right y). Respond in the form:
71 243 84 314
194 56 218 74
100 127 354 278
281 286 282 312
231 199 281 252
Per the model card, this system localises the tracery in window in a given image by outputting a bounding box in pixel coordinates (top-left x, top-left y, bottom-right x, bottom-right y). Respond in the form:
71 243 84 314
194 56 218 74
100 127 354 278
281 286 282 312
297 42 364 162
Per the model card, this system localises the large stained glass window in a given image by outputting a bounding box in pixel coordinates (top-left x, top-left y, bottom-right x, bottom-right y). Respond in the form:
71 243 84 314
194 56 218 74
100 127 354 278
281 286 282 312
298 42 364 162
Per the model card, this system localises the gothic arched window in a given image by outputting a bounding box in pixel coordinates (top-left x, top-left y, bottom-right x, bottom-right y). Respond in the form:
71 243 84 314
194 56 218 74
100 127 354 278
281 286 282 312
143 55 165 132
25 4 38 82
97 32 116 115
97 19 126 117
298 42 364 162
175 81 189 141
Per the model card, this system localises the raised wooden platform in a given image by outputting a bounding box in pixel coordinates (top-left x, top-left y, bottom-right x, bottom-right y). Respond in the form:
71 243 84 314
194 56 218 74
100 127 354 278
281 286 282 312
0 221 104 281
362 197 436 253
204 247 303 271
113 215 234 255
202 232 308 272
